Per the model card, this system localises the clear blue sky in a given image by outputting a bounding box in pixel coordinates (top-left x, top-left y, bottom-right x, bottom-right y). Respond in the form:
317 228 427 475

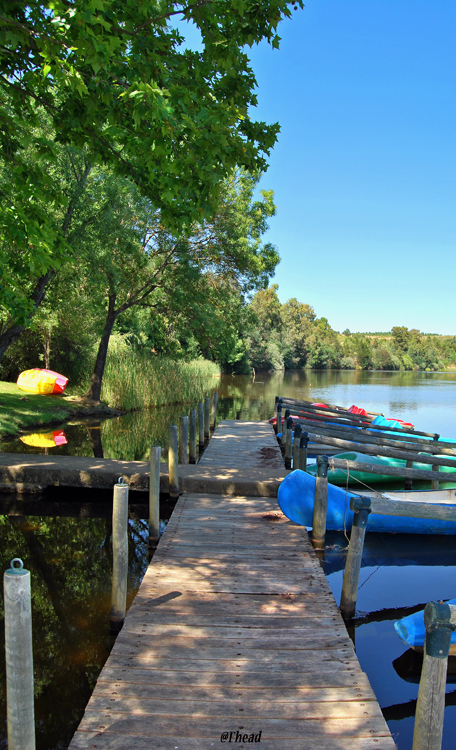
245 0 456 334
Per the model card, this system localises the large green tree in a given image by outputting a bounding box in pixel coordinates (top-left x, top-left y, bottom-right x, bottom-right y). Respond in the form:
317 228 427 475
0 0 302 315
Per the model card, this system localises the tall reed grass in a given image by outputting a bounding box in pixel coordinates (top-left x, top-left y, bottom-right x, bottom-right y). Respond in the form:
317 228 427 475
101 344 221 411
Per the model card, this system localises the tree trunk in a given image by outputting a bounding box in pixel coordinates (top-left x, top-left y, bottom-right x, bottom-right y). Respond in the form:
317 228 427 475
86 294 118 402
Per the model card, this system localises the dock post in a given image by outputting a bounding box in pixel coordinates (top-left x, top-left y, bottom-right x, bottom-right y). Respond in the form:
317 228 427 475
311 455 329 548
110 478 129 632
299 432 309 471
285 416 293 469
204 396 210 441
4 558 35 750
275 402 282 437
293 423 302 469
274 396 279 424
211 390 218 429
169 424 179 499
149 446 161 549
198 402 204 450
189 409 197 464
412 601 456 750
431 434 441 490
281 408 290 450
340 496 371 620
179 415 189 464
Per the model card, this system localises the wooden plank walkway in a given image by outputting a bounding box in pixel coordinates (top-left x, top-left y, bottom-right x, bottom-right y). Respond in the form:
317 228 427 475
69 421 395 750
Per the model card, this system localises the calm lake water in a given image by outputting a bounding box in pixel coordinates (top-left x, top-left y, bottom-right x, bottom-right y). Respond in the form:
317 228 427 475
1 370 456 748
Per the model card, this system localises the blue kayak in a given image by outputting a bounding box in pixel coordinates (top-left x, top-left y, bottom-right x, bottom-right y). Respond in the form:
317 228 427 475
394 598 456 652
277 469 456 534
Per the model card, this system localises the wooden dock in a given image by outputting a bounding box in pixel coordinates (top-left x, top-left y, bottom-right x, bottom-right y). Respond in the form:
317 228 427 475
69 420 395 750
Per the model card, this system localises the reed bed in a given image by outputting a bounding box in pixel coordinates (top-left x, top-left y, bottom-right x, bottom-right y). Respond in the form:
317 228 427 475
101 346 221 411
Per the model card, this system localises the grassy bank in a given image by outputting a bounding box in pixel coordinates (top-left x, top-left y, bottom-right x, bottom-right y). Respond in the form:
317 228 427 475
101 349 220 411
0 382 118 441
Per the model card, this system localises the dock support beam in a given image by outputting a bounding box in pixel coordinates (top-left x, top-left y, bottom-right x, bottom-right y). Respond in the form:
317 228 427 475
293 424 302 470
110 478 129 632
169 424 179 499
189 409 197 464
179 415 188 464
311 455 329 548
340 497 371 620
149 447 161 549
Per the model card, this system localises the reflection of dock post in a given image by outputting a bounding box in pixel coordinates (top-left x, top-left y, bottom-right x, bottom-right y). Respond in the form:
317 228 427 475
285 417 293 469
189 409 197 464
211 390 218 429
204 396 210 442
168 424 180 500
340 497 371 620
311 455 329 548
198 402 204 450
110 478 129 633
4 558 35 750
179 416 189 464
149 447 161 549
293 424 302 469
299 432 308 471
413 601 456 750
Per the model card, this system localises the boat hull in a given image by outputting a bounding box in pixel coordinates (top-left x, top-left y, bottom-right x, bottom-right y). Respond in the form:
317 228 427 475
17 368 69 395
394 598 456 653
277 469 456 534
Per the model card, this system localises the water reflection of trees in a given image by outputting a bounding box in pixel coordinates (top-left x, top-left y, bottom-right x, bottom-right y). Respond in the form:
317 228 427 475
0 510 149 750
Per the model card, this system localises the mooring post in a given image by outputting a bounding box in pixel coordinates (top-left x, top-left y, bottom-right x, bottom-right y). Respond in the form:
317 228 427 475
198 402 204 450
168 423 179 499
110 477 129 632
4 558 35 750
285 416 293 469
293 423 302 469
204 396 210 441
281 408 290 449
275 402 282 437
149 446 161 549
189 409 197 464
412 601 456 750
179 415 189 464
211 390 218 429
431 435 441 490
274 396 279 423
299 432 309 471
340 496 371 620
311 455 329 548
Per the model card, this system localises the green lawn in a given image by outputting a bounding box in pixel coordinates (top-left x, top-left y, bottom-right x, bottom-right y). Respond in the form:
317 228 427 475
0 382 117 441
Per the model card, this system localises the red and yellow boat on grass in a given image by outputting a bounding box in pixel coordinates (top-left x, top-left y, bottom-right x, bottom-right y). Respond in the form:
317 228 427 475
17 369 69 395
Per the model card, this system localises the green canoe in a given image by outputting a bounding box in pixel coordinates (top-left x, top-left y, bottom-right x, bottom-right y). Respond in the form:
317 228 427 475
306 451 456 487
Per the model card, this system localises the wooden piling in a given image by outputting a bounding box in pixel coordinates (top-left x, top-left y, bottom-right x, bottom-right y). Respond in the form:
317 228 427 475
198 402 204 450
285 416 293 469
4 558 35 750
405 459 413 490
432 436 440 489
299 431 309 471
179 415 189 464
110 478 129 632
412 602 456 750
281 408 290 449
311 455 329 548
275 402 282 436
293 423 302 469
189 409 197 464
211 390 218 429
168 424 179 500
340 497 371 620
149 447 161 548
204 396 210 441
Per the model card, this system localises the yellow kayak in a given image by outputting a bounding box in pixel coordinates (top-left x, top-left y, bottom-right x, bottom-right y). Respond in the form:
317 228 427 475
17 368 69 395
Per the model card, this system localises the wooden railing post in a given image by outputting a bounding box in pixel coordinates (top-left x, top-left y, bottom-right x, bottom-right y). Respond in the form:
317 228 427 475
204 396 210 441
198 402 204 450
275 402 282 437
110 477 129 632
299 432 309 471
311 455 329 548
412 602 456 750
179 415 189 464
211 390 218 429
340 496 371 620
405 459 413 490
189 409 197 464
4 558 35 750
168 424 179 500
431 434 441 490
285 416 293 469
149 446 161 549
293 424 302 470
281 408 290 450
